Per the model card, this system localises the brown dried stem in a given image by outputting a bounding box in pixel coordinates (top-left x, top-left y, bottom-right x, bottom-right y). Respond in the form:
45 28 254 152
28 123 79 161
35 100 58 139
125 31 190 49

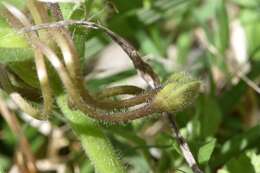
29 2 150 110
0 93 38 173
5 4 160 123
95 85 145 98
4 2 53 120
20 19 161 87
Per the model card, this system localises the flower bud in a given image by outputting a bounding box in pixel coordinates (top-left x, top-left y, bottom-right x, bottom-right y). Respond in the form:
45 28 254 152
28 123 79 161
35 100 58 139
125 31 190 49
166 72 193 84
153 73 200 112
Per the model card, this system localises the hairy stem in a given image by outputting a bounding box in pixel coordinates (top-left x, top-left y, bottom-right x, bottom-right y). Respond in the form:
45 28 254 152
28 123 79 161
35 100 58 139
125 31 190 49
17 19 163 110
26 0 54 46
26 3 148 110
93 87 158 109
20 20 161 87
75 99 156 123
95 85 145 98
57 94 126 173
28 1 97 108
4 2 53 119
31 38 157 123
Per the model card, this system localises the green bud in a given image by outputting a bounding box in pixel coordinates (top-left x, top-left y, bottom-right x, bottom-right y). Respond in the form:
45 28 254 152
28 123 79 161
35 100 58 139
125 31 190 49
166 72 193 84
153 73 200 112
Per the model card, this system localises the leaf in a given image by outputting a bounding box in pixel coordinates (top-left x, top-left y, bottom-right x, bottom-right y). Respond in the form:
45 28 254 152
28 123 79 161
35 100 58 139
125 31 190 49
58 3 76 19
226 153 255 173
125 155 150 173
193 0 218 23
176 31 192 65
84 37 106 60
110 0 142 12
87 69 136 91
215 0 229 53
137 0 191 25
211 125 260 168
199 96 222 138
136 31 161 56
80 160 94 173
240 9 260 60
59 2 85 20
0 154 10 173
8 60 39 88
0 14 28 48
246 150 260 172
217 153 256 173
0 48 34 64
197 138 216 164
0 28 28 48
0 0 26 9
231 0 258 7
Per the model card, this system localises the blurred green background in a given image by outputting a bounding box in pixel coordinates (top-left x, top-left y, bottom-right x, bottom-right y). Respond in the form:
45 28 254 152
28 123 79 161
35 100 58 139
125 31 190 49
0 0 260 173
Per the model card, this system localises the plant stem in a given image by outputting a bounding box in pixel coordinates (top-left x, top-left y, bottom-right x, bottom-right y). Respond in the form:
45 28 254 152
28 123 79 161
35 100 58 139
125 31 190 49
167 113 203 173
95 85 144 98
57 94 126 173
0 91 37 173
93 88 158 110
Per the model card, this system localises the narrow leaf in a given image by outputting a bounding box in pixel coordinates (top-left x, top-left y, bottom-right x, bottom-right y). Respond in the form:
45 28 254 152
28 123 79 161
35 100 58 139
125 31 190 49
198 138 216 164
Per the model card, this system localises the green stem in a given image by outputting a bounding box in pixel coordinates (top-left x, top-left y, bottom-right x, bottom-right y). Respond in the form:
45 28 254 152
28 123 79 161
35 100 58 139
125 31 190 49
56 94 126 173
93 89 158 110
95 85 144 98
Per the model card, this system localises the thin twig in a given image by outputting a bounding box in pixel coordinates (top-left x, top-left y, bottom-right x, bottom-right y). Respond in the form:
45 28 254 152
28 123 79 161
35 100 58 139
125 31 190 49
167 113 203 173
237 73 260 94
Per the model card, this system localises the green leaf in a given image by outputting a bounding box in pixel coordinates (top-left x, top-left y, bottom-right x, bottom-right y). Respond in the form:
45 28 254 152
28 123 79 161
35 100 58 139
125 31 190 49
226 153 255 173
8 60 39 88
177 32 192 65
193 0 218 23
137 31 161 56
110 0 142 12
211 125 260 168
231 0 259 7
80 160 94 173
59 2 85 20
125 155 150 173
240 9 260 60
84 37 106 60
0 0 26 10
217 153 256 173
199 96 222 137
247 150 260 172
0 14 28 48
215 0 229 53
0 154 10 173
0 48 34 64
59 3 76 19
198 138 216 164
0 28 28 48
